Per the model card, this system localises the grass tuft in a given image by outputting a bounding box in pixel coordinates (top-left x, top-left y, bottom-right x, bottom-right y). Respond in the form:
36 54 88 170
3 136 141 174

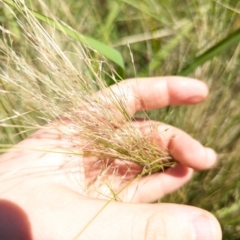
1 0 240 238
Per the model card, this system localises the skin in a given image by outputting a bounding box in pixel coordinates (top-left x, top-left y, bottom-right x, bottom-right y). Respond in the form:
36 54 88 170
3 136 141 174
0 76 222 240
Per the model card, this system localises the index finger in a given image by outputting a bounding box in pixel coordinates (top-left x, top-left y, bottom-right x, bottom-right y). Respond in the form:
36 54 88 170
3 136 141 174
108 76 208 115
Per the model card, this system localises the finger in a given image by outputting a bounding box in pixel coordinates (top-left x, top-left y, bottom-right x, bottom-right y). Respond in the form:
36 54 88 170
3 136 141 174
4 185 221 240
109 76 208 115
48 192 222 240
136 120 218 170
120 164 194 203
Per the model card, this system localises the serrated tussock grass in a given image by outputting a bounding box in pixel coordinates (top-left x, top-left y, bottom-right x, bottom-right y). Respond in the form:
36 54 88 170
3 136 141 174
0 0 174 192
1 0 240 238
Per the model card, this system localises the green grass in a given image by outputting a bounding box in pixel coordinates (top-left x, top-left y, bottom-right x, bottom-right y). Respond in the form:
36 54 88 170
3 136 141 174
1 0 240 239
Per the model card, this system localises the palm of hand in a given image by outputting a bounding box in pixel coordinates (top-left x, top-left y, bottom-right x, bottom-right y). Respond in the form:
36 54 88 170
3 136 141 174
0 77 220 240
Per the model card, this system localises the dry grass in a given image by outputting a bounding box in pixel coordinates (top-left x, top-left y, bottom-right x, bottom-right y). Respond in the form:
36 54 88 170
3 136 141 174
1 0 240 238
0 0 174 180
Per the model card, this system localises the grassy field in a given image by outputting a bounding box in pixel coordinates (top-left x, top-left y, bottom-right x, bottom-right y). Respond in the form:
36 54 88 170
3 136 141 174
1 0 240 239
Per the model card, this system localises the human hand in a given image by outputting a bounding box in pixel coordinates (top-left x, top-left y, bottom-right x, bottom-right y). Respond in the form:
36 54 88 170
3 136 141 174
0 76 222 240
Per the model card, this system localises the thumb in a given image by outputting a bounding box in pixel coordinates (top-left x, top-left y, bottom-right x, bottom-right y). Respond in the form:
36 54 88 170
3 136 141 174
76 201 222 240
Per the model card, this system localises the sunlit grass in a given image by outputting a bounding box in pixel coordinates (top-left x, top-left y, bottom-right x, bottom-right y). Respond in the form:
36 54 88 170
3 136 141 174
1 0 240 238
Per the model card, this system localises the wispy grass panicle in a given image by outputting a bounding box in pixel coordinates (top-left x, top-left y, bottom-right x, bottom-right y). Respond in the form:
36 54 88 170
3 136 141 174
0 0 174 176
1 0 240 238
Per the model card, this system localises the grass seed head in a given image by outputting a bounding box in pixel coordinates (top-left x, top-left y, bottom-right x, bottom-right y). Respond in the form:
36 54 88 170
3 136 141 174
0 0 175 184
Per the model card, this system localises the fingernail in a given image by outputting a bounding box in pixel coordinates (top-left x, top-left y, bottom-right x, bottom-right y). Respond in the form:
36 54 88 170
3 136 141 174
192 215 217 240
206 148 218 167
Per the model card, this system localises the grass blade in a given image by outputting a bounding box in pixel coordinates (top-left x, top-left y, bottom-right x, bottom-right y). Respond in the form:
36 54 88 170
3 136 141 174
121 0 169 25
180 27 240 75
149 22 192 73
3 0 125 69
